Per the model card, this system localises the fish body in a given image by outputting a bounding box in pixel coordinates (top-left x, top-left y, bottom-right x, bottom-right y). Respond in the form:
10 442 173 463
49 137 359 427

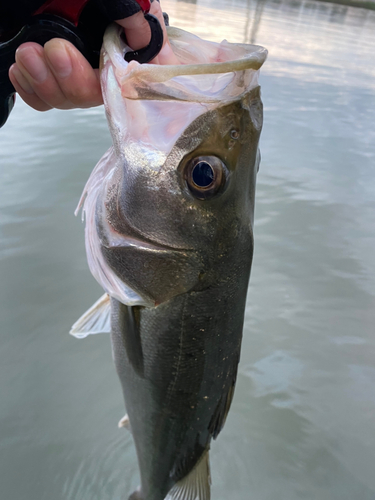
73 24 267 500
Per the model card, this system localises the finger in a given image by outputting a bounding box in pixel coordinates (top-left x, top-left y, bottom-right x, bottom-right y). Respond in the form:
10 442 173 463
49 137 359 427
157 39 180 66
15 42 70 109
9 63 52 112
14 40 103 110
44 39 103 108
117 11 152 51
116 1 180 65
148 1 180 65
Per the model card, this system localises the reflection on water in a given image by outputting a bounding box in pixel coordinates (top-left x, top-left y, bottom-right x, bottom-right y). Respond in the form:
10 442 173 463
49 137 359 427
1 0 374 499
245 0 267 43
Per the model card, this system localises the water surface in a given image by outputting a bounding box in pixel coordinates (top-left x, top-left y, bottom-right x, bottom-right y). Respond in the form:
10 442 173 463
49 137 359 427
1 1 374 499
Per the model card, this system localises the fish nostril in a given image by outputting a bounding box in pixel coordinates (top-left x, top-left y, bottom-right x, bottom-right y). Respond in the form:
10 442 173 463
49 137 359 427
230 129 240 140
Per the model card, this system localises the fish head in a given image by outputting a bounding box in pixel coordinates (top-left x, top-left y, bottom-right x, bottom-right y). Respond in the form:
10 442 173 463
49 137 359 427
81 25 266 306
111 89 262 259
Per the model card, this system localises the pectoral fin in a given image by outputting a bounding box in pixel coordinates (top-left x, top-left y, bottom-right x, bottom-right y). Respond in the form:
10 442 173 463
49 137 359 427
118 413 131 431
70 293 111 339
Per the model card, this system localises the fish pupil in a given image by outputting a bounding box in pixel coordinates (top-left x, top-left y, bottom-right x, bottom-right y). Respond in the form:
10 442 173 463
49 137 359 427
192 162 214 188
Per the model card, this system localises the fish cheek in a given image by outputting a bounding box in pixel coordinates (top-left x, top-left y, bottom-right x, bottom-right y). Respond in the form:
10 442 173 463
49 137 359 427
119 169 197 251
96 190 207 305
100 245 204 306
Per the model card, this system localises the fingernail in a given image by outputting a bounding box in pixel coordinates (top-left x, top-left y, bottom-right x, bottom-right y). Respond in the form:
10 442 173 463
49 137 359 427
10 64 35 95
45 41 72 78
16 46 48 83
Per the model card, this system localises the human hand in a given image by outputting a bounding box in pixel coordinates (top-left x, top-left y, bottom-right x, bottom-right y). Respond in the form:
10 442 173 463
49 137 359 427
8 0 179 112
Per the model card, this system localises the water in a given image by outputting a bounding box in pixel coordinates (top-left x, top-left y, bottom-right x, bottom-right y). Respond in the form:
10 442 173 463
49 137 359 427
1 1 374 498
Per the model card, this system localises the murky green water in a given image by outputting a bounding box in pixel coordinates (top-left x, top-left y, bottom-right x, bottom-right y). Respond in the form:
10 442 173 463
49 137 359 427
1 0 374 499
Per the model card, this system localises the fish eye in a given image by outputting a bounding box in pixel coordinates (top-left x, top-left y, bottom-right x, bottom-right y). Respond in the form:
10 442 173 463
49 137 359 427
192 161 214 188
184 156 226 200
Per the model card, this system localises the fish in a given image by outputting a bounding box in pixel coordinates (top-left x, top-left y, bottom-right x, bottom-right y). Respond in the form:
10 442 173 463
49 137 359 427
71 23 267 500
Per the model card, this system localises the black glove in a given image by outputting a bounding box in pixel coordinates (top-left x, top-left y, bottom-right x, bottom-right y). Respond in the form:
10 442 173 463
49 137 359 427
96 1 169 28
0 1 152 33
0 0 45 32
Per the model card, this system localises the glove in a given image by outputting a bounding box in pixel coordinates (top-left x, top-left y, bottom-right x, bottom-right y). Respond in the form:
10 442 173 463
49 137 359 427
96 0 142 20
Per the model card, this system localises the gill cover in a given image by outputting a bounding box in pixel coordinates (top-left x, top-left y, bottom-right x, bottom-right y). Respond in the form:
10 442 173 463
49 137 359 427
77 24 267 307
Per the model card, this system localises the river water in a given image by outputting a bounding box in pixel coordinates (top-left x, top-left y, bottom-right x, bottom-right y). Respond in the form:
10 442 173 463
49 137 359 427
0 0 374 499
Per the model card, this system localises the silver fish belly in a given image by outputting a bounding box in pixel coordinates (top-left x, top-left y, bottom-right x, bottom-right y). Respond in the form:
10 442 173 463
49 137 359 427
73 24 267 500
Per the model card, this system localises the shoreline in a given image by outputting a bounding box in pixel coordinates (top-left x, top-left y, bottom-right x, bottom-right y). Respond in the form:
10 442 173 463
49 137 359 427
315 0 375 9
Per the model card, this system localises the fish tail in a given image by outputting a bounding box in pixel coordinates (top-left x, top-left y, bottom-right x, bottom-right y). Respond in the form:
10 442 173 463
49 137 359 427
165 451 211 500
128 451 211 500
